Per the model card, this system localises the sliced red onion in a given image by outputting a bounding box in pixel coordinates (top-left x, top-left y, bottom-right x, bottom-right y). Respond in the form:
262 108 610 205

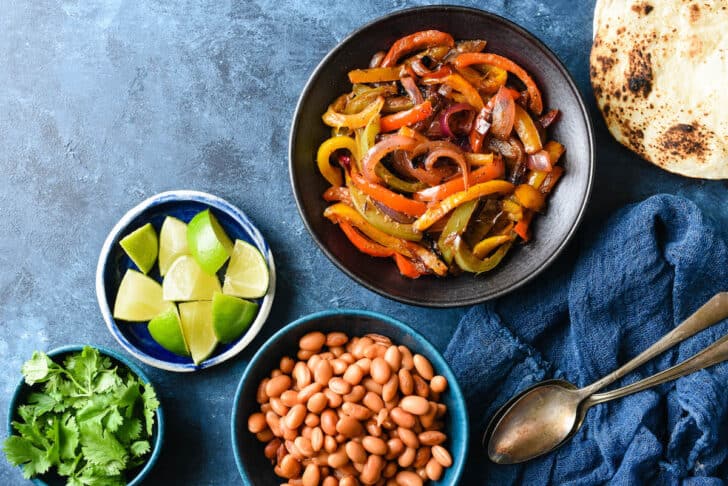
439 103 476 138
539 109 560 128
409 59 431 77
401 76 424 105
391 150 445 186
423 145 470 189
369 50 385 68
372 199 416 224
527 150 553 172
361 135 419 183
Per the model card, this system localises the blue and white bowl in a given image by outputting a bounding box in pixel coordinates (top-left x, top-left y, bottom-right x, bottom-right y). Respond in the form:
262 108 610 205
96 190 275 372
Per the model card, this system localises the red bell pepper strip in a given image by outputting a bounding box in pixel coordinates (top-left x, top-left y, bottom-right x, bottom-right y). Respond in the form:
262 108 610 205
453 53 543 114
381 30 455 67
412 159 505 202
393 253 426 278
380 101 433 132
338 221 395 258
514 210 534 241
350 168 428 217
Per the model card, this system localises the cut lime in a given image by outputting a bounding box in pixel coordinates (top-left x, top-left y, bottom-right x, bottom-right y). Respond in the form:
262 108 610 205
178 301 217 364
159 216 190 276
119 223 158 274
113 269 170 321
148 306 190 356
162 255 222 301
187 209 233 275
222 240 269 299
212 293 258 343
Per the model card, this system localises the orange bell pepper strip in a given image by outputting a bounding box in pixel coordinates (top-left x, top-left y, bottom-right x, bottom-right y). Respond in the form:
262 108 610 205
322 96 384 129
413 159 505 202
540 166 564 195
393 253 426 279
514 210 534 241
322 186 351 204
473 235 514 259
453 53 543 114
422 73 483 110
380 101 433 132
324 203 447 276
514 184 546 211
543 140 565 165
338 221 395 258
317 136 357 186
349 168 427 218
380 30 455 67
413 180 515 232
348 67 402 84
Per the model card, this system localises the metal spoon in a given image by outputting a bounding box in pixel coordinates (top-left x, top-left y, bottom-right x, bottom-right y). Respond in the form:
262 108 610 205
484 292 728 464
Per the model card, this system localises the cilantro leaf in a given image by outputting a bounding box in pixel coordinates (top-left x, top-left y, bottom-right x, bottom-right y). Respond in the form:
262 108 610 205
79 423 127 474
141 385 160 436
21 352 55 385
2 436 52 479
59 413 80 460
130 440 150 457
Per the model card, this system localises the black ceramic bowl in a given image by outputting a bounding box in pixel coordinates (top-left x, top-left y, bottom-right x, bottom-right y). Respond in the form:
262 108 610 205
289 6 594 307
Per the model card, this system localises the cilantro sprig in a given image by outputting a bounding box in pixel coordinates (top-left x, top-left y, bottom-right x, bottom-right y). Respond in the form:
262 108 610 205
3 347 159 485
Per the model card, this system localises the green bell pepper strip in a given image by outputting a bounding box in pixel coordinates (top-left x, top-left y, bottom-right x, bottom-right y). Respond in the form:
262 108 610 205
349 185 423 241
437 200 478 265
452 236 512 274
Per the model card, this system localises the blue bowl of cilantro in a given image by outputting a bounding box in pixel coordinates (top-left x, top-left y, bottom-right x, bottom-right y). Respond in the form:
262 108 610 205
4 345 164 485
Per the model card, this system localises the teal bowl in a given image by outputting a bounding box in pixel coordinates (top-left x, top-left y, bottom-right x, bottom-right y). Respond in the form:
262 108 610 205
6 345 165 486
231 309 469 485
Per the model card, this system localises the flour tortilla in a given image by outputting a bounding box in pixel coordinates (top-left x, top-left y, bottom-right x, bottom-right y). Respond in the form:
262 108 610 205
590 0 728 179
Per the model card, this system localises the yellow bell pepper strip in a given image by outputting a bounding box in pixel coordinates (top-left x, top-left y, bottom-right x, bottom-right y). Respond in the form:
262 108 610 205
453 53 543 115
413 160 505 202
413 180 514 232
375 164 426 193
338 221 395 258
322 186 351 204
452 236 513 274
540 166 564 195
397 126 429 143
360 134 419 184
514 210 533 241
514 184 546 211
350 167 427 218
322 96 384 129
393 253 426 279
473 234 514 259
349 186 422 241
513 104 542 154
348 67 403 84
465 152 494 166
317 136 357 186
380 30 455 67
422 74 484 110
502 199 524 221
544 140 565 165
380 101 433 133
324 203 447 276
437 200 478 265
527 170 549 190
346 86 397 114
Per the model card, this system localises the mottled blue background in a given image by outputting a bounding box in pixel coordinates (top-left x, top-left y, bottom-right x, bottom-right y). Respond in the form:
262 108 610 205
1 1 726 484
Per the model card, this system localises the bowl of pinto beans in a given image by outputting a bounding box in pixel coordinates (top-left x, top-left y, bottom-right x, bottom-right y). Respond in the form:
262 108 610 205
289 5 594 307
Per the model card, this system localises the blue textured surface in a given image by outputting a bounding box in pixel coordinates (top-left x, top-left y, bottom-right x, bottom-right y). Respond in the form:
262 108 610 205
0 1 726 484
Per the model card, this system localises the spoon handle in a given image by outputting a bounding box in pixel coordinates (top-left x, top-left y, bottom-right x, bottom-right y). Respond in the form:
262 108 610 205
587 331 728 406
584 292 728 395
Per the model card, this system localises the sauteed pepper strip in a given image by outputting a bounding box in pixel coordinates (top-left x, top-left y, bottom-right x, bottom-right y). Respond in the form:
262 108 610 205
322 96 384 129
380 101 433 132
452 237 513 274
317 136 357 186
381 30 455 67
413 180 515 232
453 52 543 114
350 168 427 218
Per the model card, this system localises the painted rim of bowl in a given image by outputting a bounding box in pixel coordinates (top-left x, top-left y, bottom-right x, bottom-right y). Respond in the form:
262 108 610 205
95 190 276 372
6 344 165 486
288 5 595 307
230 309 470 485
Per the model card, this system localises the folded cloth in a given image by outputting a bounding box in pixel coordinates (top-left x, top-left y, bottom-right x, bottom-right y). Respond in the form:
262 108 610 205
445 195 728 485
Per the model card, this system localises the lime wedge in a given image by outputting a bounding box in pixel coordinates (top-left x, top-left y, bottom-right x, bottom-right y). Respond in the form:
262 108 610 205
119 223 158 274
212 293 259 343
113 269 170 321
178 301 217 364
187 209 233 275
222 240 269 299
159 216 190 277
148 305 190 356
162 255 222 301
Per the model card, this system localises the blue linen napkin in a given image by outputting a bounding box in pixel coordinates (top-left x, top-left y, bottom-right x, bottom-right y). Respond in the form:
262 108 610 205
445 194 728 485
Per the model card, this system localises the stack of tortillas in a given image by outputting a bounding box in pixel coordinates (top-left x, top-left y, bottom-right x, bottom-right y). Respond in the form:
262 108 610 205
590 0 728 179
